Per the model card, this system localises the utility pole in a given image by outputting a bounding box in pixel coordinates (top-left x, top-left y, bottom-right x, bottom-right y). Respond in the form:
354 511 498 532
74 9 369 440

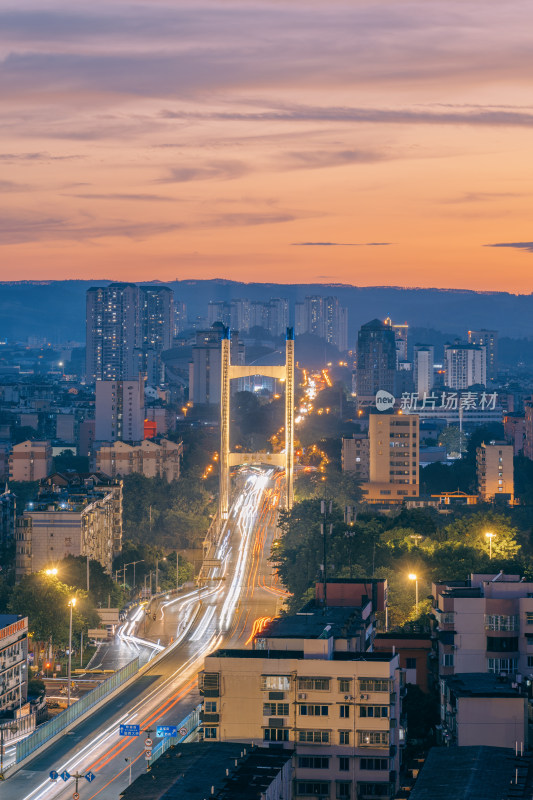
320 498 332 611
176 551 179 590
86 555 90 593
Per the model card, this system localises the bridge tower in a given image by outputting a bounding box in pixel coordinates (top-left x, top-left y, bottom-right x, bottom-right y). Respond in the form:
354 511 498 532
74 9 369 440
219 327 295 519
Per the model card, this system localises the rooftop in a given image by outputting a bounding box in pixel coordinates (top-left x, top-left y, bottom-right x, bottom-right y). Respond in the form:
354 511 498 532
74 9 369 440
410 746 530 800
209 648 396 663
259 602 366 640
445 672 526 699
0 615 20 629
119 743 293 800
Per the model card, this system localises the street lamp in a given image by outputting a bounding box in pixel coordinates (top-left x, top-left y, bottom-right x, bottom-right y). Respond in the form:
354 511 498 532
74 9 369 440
155 557 166 594
485 531 495 560
130 560 144 592
409 573 419 611
45 568 58 576
67 598 76 708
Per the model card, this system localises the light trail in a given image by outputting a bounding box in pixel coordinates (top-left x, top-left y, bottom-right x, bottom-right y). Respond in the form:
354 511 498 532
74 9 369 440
15 468 283 800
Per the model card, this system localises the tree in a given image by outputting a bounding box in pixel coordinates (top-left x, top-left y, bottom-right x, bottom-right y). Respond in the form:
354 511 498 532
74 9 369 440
57 555 123 608
53 449 90 473
438 426 466 457
8 573 99 651
444 512 520 560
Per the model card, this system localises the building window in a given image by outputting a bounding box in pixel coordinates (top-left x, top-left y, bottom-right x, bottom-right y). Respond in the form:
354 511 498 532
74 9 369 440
338 678 352 693
405 658 416 669
487 658 518 674
203 727 217 739
339 730 350 745
336 781 352 799
358 731 389 747
357 783 390 797
263 728 289 742
360 758 389 770
298 756 329 769
261 675 290 691
204 701 217 713
339 704 350 718
296 782 330 797
298 730 330 743
359 679 391 693
339 757 350 771
359 706 389 718
525 612 533 625
528 657 533 668
442 654 454 667
299 704 329 716
485 615 518 631
263 702 289 716
298 677 330 691
487 636 518 653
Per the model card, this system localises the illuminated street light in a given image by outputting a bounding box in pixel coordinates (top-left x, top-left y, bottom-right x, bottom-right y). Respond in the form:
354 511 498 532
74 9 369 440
408 573 419 610
485 531 495 560
44 568 58 576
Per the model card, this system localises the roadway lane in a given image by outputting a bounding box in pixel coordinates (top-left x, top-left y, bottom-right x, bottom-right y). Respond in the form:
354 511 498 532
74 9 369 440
4 468 289 800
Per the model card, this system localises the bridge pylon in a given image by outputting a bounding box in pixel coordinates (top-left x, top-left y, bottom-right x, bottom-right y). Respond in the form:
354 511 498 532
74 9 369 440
219 327 295 519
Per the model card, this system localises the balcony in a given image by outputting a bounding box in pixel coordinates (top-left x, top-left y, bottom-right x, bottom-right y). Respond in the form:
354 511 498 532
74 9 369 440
199 712 219 724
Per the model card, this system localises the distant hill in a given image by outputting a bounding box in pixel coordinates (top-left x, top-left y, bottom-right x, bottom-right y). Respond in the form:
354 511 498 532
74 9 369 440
0 279 532 342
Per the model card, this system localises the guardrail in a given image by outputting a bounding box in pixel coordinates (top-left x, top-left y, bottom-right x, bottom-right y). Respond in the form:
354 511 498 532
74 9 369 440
148 704 201 766
15 657 140 764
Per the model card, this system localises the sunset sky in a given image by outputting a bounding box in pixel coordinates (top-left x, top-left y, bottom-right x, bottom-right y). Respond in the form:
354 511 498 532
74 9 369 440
1 1 533 291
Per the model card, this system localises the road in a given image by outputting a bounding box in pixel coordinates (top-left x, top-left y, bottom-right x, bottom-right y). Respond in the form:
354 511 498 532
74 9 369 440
4 467 287 800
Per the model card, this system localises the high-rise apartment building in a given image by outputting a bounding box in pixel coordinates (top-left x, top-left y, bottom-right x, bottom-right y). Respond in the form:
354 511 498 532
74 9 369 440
476 441 514 503
267 298 289 337
413 345 434 396
355 320 396 400
139 286 174 385
208 299 288 338
86 283 173 385
444 342 486 389
432 572 533 679
189 328 245 405
468 329 498 381
384 317 408 366
207 301 231 328
230 299 251 333
324 296 348 351
95 378 145 443
294 296 348 350
86 283 140 383
173 300 187 335
361 412 419 503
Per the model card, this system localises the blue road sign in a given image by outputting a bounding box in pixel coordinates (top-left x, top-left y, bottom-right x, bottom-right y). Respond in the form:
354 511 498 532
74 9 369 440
156 725 178 738
60 770 70 782
119 724 140 736
85 771 96 783
49 770 58 781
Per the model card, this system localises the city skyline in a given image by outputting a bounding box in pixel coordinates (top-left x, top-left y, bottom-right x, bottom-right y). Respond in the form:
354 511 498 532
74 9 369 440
1 1 533 291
